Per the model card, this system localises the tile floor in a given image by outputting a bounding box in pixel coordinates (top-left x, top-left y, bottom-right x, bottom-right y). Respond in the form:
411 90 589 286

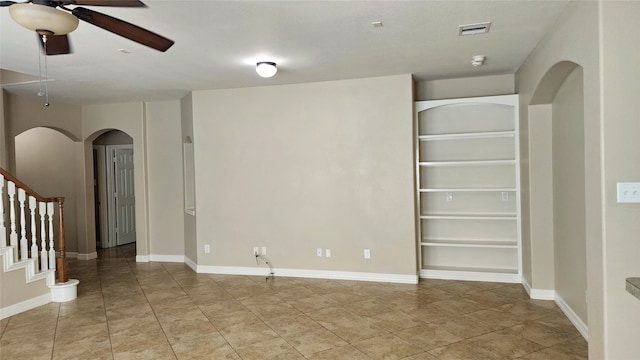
0 244 588 359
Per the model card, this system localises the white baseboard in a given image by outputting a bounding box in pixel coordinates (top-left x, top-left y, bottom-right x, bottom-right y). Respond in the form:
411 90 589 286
149 254 186 263
136 255 149 262
420 269 521 283
555 293 588 340
196 265 418 284
77 252 97 260
0 293 51 320
184 257 197 272
521 277 588 340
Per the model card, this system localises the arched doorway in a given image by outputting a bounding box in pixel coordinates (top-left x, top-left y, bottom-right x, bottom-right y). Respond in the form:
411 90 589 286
92 130 136 249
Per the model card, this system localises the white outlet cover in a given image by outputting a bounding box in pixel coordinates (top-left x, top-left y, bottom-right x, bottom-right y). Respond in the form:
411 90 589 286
325 249 331 257
317 248 323 257
617 182 640 203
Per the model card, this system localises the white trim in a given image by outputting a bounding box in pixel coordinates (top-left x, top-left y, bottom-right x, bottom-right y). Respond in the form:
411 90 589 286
0 293 51 320
196 265 419 284
555 293 588 340
521 277 588 341
76 252 97 260
184 256 197 272
521 278 556 300
148 254 185 263
136 255 149 262
420 269 521 283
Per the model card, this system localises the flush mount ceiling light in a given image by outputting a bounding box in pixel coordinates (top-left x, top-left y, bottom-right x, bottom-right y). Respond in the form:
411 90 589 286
471 55 486 67
9 3 79 35
256 62 277 78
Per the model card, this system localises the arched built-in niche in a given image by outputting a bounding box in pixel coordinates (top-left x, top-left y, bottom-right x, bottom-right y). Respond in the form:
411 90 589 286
528 60 588 337
14 127 80 254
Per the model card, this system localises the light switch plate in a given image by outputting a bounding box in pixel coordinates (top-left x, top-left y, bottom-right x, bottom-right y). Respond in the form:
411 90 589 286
617 182 640 203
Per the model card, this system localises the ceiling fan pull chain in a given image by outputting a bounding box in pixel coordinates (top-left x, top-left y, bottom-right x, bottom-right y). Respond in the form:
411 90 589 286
42 34 49 107
37 37 44 98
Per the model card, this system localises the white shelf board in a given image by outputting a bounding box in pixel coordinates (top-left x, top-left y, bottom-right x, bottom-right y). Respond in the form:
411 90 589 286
421 240 518 249
418 130 515 141
419 188 516 192
420 213 517 220
419 160 515 167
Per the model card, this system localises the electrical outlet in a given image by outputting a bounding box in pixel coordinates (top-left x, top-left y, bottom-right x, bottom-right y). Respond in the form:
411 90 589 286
261 247 267 255
317 248 323 257
501 191 509 201
364 248 371 259
325 249 331 258
204 244 210 254
445 192 453 202
253 247 259 256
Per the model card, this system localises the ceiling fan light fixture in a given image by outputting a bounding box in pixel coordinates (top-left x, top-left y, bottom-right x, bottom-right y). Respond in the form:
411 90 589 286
256 62 277 78
9 3 79 35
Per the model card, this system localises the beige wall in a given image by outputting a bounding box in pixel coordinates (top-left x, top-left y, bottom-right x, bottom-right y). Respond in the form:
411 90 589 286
145 100 185 258
600 2 640 358
518 2 640 357
191 75 416 276
552 67 587 323
15 127 79 253
0 91 7 169
415 74 515 101
82 102 149 258
0 255 49 310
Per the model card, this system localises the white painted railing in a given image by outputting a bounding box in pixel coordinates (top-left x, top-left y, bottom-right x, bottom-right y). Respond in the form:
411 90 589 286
0 168 66 282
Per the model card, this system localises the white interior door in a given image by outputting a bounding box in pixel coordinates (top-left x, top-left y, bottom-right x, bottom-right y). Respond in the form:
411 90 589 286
113 147 136 246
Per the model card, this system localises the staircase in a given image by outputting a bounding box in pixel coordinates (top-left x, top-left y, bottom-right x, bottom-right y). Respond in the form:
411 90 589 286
0 168 78 319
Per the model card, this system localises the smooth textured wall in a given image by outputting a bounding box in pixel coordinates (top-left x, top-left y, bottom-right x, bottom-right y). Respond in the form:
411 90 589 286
15 127 78 253
552 68 587 323
145 100 185 258
180 94 198 264
600 2 640 358
191 75 416 277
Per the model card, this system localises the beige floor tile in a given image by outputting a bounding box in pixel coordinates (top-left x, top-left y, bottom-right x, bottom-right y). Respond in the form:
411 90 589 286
469 329 545 358
393 322 463 350
245 302 303 321
467 308 527 329
323 316 389 343
519 335 588 360
208 309 263 330
235 337 305 360
305 306 362 327
170 333 240 360
286 294 340 313
219 320 280 348
341 297 394 317
429 313 500 339
353 334 423 360
112 342 176 360
509 317 582 347
198 299 247 318
429 339 503 360
498 300 562 320
263 314 322 338
0 337 55 360
306 344 370 360
286 327 348 357
369 309 425 332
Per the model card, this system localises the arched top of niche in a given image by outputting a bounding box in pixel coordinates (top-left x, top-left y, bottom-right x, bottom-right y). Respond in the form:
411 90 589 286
85 128 133 144
16 126 81 142
530 61 581 105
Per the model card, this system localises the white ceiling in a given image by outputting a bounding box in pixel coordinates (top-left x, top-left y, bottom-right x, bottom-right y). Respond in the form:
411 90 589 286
0 0 570 105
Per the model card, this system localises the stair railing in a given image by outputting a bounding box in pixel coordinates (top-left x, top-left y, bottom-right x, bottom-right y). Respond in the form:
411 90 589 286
0 167 68 283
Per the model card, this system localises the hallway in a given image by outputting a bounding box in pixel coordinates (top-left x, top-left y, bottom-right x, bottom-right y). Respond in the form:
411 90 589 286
0 245 587 359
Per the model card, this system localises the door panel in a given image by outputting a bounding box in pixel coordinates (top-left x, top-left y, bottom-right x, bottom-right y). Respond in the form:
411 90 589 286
114 148 136 246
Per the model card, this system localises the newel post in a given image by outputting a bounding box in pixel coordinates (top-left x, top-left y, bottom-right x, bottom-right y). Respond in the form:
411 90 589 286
56 197 68 283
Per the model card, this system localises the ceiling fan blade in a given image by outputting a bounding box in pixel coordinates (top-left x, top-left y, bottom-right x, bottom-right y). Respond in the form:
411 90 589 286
72 7 174 52
38 33 71 55
61 0 145 7
0 1 17 6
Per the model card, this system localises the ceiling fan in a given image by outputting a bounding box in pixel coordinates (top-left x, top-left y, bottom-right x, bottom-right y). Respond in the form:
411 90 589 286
0 0 174 55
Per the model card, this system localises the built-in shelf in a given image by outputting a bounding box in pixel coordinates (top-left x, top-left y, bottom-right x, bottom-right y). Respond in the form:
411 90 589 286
419 130 515 141
420 214 517 220
421 240 518 249
418 160 515 167
419 188 516 192
415 94 521 282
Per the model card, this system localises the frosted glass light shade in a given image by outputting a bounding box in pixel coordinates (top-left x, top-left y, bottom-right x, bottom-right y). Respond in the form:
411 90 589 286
256 62 277 78
9 3 79 35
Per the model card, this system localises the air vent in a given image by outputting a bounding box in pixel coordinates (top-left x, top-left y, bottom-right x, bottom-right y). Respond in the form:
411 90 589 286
459 22 491 36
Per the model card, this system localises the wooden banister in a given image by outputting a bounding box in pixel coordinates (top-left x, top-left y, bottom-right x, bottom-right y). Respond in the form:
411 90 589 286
0 167 68 283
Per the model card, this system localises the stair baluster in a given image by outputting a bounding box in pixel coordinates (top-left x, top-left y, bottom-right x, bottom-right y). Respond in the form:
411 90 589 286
29 196 38 271
39 202 48 270
8 182 17 260
47 202 55 271
0 174 5 248
18 189 27 261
